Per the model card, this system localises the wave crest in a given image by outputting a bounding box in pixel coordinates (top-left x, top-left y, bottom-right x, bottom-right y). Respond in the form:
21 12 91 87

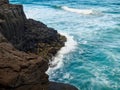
61 6 94 15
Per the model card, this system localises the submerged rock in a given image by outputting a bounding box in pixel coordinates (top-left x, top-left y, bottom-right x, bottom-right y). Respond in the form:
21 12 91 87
0 0 78 90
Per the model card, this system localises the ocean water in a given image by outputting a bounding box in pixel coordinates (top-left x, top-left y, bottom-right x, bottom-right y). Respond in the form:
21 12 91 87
10 0 120 90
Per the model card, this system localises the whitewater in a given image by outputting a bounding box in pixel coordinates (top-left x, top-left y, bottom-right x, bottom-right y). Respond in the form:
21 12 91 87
10 0 120 90
46 33 77 74
61 6 94 15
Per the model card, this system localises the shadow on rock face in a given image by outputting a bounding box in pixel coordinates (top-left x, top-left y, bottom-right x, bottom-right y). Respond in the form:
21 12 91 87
0 0 78 90
0 0 9 5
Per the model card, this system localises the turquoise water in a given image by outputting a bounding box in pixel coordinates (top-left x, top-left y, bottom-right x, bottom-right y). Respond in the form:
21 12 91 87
10 0 120 90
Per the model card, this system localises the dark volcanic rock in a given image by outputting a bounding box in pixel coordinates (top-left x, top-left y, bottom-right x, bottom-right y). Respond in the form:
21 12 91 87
49 82 78 90
0 42 48 88
0 1 65 56
0 0 78 90
0 0 9 5
10 82 78 90
0 2 26 45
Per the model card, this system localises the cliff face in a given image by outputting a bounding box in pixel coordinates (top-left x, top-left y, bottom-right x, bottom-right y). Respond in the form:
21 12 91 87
0 0 78 90
0 0 65 54
0 0 49 88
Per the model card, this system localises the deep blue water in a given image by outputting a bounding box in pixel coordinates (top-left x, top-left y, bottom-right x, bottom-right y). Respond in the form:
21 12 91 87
10 0 120 90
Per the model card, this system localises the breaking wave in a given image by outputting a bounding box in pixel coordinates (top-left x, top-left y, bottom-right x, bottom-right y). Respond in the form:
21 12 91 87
46 33 77 74
61 6 94 15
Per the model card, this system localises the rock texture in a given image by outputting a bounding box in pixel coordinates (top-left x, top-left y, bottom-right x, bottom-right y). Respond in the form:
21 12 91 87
0 0 78 90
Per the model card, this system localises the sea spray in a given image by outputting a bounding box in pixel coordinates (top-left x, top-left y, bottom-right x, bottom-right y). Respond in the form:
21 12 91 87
46 33 77 75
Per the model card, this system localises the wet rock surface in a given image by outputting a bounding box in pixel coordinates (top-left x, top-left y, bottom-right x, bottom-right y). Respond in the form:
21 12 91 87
0 0 78 90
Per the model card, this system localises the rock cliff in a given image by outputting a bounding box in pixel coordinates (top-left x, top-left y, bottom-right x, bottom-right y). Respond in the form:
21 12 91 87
0 0 78 90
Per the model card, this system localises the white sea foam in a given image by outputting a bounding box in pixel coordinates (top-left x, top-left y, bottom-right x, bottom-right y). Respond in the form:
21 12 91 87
61 6 94 15
46 33 77 74
63 73 73 80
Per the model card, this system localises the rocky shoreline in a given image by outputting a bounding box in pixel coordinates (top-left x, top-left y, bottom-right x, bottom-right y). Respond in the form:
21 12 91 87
0 0 78 90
